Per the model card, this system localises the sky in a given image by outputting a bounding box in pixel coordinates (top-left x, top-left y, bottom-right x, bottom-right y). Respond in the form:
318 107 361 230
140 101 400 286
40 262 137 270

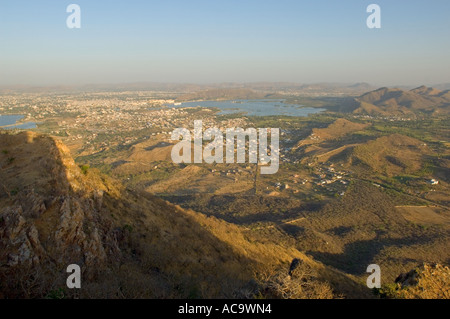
0 0 449 86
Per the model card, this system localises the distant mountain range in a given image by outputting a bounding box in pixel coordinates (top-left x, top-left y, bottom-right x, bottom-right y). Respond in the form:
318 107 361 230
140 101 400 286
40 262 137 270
0 82 380 95
351 86 450 116
2 82 450 97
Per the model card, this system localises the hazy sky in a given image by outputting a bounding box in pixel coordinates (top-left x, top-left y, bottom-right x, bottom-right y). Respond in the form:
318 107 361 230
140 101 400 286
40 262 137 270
1 0 449 86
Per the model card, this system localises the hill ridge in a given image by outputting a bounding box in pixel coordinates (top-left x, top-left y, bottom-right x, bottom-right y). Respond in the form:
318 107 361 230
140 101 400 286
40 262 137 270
353 86 450 116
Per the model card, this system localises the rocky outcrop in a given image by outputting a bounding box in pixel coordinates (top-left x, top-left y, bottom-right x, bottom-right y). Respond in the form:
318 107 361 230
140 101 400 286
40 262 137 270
0 194 117 270
0 206 43 267
0 132 120 273
394 263 450 299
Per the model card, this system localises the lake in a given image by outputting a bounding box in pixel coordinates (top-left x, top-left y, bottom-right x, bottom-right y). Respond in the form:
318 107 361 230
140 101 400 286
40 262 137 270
166 99 325 117
0 115 37 130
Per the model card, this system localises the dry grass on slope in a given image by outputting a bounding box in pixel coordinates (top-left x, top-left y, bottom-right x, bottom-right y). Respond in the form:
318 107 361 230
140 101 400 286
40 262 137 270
311 119 369 142
351 134 430 176
378 263 450 299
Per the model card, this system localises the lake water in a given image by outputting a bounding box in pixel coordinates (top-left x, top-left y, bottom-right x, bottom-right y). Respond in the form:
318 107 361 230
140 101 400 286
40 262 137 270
0 115 37 130
166 99 325 117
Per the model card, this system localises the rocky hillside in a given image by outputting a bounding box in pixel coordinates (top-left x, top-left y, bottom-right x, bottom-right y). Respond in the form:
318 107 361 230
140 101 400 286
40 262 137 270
349 134 431 176
352 86 450 116
0 131 367 298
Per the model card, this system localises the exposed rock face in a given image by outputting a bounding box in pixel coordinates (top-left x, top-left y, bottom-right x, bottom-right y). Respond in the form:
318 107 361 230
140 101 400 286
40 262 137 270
53 196 108 266
0 196 112 268
17 189 47 218
0 132 119 273
0 206 43 267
